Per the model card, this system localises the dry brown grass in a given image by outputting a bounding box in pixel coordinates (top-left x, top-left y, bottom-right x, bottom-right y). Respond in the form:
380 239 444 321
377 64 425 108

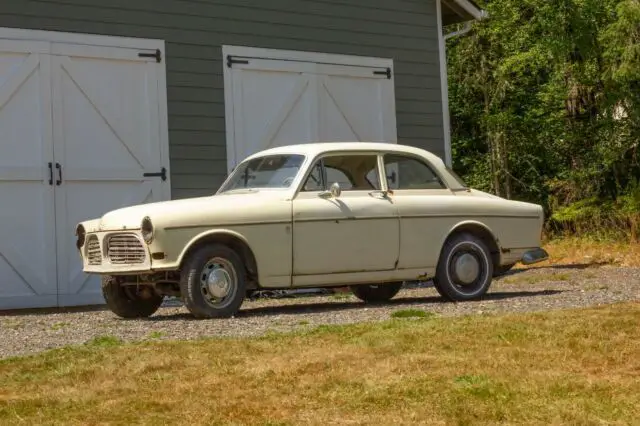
535 237 640 268
1 302 639 425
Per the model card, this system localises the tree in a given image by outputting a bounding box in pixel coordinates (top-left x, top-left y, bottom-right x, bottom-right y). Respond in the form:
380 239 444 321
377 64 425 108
446 0 640 237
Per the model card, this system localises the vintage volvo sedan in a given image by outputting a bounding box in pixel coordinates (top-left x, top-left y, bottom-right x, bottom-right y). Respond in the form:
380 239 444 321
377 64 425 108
75 142 549 319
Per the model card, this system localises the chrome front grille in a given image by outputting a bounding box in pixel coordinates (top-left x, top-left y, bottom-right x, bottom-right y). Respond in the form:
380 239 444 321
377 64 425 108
107 234 146 265
86 235 102 265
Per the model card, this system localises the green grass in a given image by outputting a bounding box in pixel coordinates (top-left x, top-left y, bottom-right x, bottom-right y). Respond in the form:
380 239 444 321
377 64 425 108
0 303 638 425
84 335 122 348
390 309 434 319
147 331 167 339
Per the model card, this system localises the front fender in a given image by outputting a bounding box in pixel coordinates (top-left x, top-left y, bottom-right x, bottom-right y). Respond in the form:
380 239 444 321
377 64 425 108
176 229 252 267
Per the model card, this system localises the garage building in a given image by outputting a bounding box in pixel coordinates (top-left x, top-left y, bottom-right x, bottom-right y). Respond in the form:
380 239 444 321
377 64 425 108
0 0 484 310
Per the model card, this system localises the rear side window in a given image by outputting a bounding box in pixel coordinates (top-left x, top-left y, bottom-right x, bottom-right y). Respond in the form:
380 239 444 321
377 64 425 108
383 154 446 190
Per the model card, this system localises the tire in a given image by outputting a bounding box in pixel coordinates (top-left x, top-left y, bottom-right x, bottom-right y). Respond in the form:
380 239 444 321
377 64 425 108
433 232 494 302
102 275 164 319
493 263 515 277
350 282 403 304
180 244 247 318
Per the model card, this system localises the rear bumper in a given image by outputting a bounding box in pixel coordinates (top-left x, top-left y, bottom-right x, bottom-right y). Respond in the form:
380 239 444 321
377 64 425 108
521 247 549 265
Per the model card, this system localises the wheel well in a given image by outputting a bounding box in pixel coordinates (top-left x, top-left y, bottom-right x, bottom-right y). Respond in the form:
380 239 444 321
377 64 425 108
444 224 501 269
181 234 259 289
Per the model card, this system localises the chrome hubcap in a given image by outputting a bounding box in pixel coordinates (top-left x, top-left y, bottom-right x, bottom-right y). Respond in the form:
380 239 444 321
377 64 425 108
200 258 237 307
206 268 232 299
453 253 480 285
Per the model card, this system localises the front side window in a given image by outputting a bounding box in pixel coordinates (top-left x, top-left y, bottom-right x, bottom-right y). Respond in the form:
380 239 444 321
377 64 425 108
219 154 305 193
383 154 446 190
302 154 381 192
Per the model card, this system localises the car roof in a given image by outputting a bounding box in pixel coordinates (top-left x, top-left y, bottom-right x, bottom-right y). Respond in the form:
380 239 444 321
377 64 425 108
243 142 446 167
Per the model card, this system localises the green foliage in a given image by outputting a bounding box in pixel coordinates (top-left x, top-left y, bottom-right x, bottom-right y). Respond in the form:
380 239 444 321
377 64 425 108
447 0 640 239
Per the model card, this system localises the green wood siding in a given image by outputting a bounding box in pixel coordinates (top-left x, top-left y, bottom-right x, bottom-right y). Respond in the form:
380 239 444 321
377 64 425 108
0 0 446 199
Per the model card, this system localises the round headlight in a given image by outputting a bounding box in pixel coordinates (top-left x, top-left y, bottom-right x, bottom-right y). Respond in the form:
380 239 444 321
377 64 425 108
75 224 86 250
141 217 154 244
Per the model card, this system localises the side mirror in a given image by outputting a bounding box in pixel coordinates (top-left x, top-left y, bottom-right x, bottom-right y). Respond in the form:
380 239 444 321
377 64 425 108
330 182 341 197
319 182 342 198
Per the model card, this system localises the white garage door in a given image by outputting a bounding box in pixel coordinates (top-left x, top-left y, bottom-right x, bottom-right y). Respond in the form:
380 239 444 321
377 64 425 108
0 29 170 310
222 46 397 171
0 40 58 309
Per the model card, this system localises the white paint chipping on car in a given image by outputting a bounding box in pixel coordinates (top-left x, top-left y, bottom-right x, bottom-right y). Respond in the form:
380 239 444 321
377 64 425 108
75 142 549 319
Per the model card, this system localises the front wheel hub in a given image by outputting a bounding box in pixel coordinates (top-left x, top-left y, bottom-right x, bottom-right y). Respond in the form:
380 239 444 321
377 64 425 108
452 252 480 285
205 267 232 299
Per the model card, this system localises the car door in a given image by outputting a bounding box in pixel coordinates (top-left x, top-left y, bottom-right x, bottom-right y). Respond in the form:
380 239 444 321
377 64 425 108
381 153 456 270
292 152 400 278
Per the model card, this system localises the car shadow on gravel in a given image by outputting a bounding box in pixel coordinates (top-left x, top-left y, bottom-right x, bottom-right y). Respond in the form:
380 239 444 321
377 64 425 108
239 290 565 318
142 289 565 321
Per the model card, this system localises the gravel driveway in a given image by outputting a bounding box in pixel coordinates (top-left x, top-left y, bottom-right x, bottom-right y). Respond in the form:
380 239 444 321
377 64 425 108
2 264 639 359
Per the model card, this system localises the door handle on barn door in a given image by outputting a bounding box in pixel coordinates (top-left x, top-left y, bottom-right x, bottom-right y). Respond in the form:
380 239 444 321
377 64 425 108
55 163 62 186
48 162 53 185
143 167 167 181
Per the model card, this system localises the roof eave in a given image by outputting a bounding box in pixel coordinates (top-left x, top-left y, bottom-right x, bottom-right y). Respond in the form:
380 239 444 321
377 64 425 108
442 0 488 25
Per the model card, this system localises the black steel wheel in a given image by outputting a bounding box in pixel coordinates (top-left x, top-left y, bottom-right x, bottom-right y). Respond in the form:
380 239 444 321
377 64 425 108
180 244 247 318
433 233 494 302
350 282 403 304
102 275 164 319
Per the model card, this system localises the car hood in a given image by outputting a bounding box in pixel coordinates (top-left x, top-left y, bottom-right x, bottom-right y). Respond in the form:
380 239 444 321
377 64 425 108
90 190 289 232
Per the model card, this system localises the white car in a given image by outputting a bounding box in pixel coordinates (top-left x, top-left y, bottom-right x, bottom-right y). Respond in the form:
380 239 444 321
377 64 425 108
75 142 548 318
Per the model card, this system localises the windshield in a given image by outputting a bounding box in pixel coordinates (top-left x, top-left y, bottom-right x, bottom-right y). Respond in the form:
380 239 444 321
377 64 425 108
218 154 306 193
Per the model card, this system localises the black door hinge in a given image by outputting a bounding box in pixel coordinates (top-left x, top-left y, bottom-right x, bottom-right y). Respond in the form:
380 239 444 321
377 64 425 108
144 167 167 181
227 55 249 68
373 67 392 79
139 49 162 63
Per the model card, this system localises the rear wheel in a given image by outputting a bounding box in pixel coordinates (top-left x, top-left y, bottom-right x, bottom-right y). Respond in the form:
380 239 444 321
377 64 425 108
180 244 247 318
350 282 403 304
433 233 494 302
102 275 164 319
